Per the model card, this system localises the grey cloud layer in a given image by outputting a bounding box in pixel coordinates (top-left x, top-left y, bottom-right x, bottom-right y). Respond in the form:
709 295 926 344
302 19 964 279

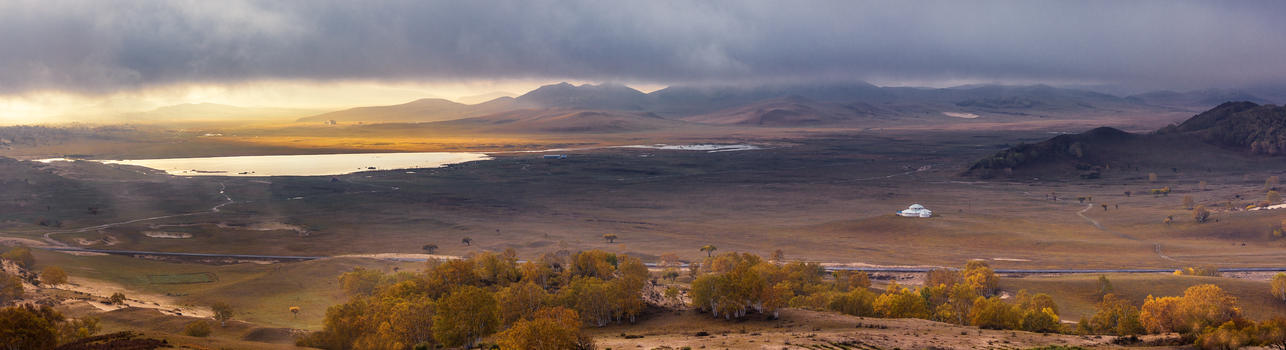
3 0 1284 94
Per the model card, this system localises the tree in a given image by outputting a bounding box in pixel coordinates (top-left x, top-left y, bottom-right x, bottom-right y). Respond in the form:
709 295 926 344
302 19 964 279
184 320 212 337
969 296 1021 330
108 292 126 305
964 260 999 296
290 306 300 319
934 283 979 325
1 247 34 269
496 307 589 350
1193 205 1210 223
0 306 58 350
1273 272 1286 303
700 245 717 257
497 282 548 325
874 282 929 319
1183 195 1195 210
830 288 876 317
421 244 438 254
770 249 785 263
461 237 472 246
59 316 101 343
925 268 962 288
0 271 22 304
601 233 617 243
432 286 499 348
1088 294 1143 336
560 277 614 326
1096 275 1115 299
212 302 234 326
834 270 870 291
339 267 384 297
1140 295 1183 334
1259 317 1286 350
1177 284 1240 332
40 266 68 286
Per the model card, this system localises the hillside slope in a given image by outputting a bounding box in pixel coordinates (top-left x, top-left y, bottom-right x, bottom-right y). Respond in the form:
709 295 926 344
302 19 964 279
966 101 1286 178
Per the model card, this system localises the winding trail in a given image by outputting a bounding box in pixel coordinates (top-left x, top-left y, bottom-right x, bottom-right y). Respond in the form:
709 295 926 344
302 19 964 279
40 183 234 247
1077 203 1177 262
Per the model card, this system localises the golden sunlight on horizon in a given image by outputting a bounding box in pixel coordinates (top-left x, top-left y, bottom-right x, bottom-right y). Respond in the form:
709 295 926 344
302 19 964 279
0 79 668 125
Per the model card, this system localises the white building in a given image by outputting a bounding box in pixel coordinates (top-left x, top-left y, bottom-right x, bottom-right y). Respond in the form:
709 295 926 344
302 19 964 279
898 204 933 218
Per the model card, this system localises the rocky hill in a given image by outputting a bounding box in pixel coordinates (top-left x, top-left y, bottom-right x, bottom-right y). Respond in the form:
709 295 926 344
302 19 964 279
966 101 1286 178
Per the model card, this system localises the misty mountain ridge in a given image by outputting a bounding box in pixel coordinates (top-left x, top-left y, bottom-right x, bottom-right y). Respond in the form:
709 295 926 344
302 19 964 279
1127 88 1271 109
135 81 1262 128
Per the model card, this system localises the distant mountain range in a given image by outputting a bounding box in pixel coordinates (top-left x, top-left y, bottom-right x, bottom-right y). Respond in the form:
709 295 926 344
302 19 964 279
117 81 1283 131
966 101 1286 178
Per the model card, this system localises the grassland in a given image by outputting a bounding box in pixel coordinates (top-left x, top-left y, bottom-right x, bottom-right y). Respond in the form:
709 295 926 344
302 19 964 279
30 248 419 330
6 127 1284 270
4 121 1285 348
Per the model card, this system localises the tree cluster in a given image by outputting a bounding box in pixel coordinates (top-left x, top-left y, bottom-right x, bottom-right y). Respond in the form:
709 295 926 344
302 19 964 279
300 249 642 349
0 304 101 349
1079 283 1286 349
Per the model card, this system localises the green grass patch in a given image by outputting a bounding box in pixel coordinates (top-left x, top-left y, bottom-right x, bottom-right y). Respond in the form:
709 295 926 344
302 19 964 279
147 272 217 284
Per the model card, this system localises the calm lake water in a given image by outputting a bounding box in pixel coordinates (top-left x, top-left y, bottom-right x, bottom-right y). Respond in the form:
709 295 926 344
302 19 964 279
40 152 492 177
36 143 760 177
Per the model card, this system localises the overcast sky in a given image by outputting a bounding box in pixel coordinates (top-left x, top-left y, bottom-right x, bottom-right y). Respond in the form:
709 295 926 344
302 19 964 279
2 0 1285 122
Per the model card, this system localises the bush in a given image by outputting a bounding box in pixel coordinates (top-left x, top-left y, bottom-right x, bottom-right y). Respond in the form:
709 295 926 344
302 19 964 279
183 320 212 337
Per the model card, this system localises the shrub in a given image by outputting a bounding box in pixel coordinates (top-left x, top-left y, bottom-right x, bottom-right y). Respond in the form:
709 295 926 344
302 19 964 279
183 320 212 337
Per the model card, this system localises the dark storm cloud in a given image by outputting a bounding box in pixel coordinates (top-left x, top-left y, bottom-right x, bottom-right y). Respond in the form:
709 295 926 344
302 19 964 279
3 0 1285 94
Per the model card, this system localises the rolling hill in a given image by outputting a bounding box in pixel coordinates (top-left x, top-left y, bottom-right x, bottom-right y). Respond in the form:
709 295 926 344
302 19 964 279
296 97 528 124
681 96 894 126
250 80 1239 131
429 109 689 134
966 101 1286 178
1127 89 1271 109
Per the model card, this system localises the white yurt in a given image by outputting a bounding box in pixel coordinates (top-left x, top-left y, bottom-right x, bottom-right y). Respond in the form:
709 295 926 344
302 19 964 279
898 204 932 218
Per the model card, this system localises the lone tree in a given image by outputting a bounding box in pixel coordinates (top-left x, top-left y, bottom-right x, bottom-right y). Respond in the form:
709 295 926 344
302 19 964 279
422 244 438 254
40 266 68 286
770 249 785 263
290 306 301 319
212 302 234 326
699 245 717 257
1101 204 1109 211
602 233 618 243
108 292 126 305
1096 275 1115 299
1272 272 1286 302
461 237 473 246
1193 205 1211 223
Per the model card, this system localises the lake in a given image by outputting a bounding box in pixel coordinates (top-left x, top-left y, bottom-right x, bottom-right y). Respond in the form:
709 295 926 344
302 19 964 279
39 152 492 177
36 143 761 177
